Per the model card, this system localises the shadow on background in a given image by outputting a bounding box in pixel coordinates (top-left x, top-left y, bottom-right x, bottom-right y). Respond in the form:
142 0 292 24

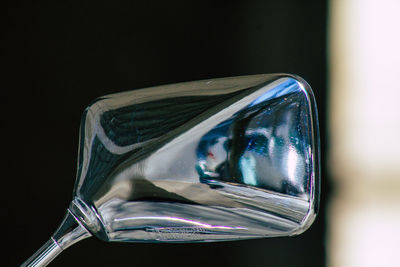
3 1 328 266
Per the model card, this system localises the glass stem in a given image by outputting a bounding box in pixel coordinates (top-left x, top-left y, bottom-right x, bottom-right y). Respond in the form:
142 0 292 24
21 209 92 267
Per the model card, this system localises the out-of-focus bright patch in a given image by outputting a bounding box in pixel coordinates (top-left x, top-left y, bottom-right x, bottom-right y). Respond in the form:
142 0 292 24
329 0 400 266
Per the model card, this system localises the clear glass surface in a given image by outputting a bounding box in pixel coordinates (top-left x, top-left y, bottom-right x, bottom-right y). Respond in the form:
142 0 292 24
22 74 320 266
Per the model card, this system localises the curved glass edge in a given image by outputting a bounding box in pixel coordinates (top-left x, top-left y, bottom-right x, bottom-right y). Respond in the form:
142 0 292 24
287 74 320 236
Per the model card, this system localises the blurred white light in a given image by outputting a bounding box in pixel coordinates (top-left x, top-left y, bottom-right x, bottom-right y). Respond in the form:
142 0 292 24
330 0 400 177
329 0 400 266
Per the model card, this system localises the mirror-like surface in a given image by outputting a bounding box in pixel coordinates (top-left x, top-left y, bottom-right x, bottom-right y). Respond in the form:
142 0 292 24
70 74 319 242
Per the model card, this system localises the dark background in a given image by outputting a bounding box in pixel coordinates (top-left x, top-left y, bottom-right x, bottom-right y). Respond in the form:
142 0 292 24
3 1 329 266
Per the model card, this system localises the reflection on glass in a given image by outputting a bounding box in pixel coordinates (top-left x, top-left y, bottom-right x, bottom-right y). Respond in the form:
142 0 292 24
196 81 312 199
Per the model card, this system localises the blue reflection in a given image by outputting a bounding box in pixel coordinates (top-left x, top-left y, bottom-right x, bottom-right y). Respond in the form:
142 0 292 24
196 81 311 197
249 79 299 107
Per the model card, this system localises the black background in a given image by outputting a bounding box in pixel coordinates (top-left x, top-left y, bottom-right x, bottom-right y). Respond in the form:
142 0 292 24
3 1 329 266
